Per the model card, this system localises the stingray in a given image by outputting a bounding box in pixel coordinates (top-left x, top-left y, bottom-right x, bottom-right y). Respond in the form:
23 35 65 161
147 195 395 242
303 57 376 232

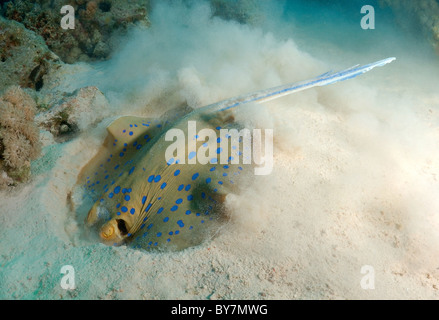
77 57 395 251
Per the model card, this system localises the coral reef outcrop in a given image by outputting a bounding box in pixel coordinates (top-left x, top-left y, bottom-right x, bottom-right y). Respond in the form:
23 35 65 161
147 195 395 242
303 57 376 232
0 86 41 189
36 86 111 142
2 0 150 63
0 16 60 92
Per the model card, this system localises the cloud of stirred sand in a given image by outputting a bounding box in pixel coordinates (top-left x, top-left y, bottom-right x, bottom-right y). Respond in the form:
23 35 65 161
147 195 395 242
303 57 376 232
62 0 439 296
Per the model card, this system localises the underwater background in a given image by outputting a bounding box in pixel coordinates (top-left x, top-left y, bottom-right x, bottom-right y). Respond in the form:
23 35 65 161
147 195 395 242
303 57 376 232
1 0 439 299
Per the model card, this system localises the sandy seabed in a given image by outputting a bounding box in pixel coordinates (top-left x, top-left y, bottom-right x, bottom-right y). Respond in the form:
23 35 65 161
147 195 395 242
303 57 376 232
1 1 439 300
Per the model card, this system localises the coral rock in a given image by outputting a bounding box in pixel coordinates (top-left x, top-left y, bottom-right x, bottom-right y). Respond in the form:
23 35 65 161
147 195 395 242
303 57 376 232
36 86 111 141
3 0 150 63
0 86 41 188
0 16 60 92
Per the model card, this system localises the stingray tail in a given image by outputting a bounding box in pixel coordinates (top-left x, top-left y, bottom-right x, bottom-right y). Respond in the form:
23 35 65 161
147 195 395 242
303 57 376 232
207 57 396 112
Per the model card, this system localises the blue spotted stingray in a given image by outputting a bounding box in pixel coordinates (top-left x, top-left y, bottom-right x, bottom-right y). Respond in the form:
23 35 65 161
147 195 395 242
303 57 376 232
78 57 395 251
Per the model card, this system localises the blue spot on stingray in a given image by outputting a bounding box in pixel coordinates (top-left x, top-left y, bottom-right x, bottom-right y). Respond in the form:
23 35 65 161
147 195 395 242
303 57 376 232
129 131 133 136
167 238 171 242
218 181 223 185
163 217 169 222
148 175 154 183
157 207 164 214
140 224 145 229
114 165 120 170
130 208 135 215
185 184 191 191
217 137 222 143
201 220 205 224
216 126 221 130
119 152 124 157
210 167 216 171
145 203 152 212
157 232 162 237
171 205 178 212
188 151 196 160
128 167 135 175
121 206 128 213
124 143 128 147
216 147 223 154
108 193 114 198
160 182 167 189
123 130 126 133
116 212 121 216
114 186 121 194
130 124 133 128
187 195 194 201
144 134 149 139
133 141 137 147
192 173 199 181
175 230 180 235
169 231 173 235
154 175 161 183
116 203 121 208
147 223 153 230
189 226 193 230
124 195 130 201
206 177 211 184
185 210 191 215
174 169 180 176
157 124 162 128
203 142 208 147
176 198 183 204
105 175 109 179
142 196 147 204
136 144 142 150
210 158 218 164
177 220 184 228
238 166 243 170
223 173 227 177
178 184 184 191
201 192 206 198
196 213 201 216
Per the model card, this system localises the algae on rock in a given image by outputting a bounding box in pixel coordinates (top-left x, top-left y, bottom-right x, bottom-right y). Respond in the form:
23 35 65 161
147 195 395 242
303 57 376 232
0 86 41 189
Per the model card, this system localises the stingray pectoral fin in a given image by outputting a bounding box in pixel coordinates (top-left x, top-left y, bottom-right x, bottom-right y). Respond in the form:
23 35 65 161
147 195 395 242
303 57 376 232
77 116 166 201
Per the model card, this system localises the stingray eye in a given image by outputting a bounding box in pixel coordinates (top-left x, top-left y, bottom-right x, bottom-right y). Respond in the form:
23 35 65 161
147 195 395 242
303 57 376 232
100 223 115 239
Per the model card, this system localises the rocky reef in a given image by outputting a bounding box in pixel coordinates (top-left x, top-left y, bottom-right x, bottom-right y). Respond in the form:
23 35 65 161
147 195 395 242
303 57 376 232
2 0 150 63
0 86 41 188
0 16 60 92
